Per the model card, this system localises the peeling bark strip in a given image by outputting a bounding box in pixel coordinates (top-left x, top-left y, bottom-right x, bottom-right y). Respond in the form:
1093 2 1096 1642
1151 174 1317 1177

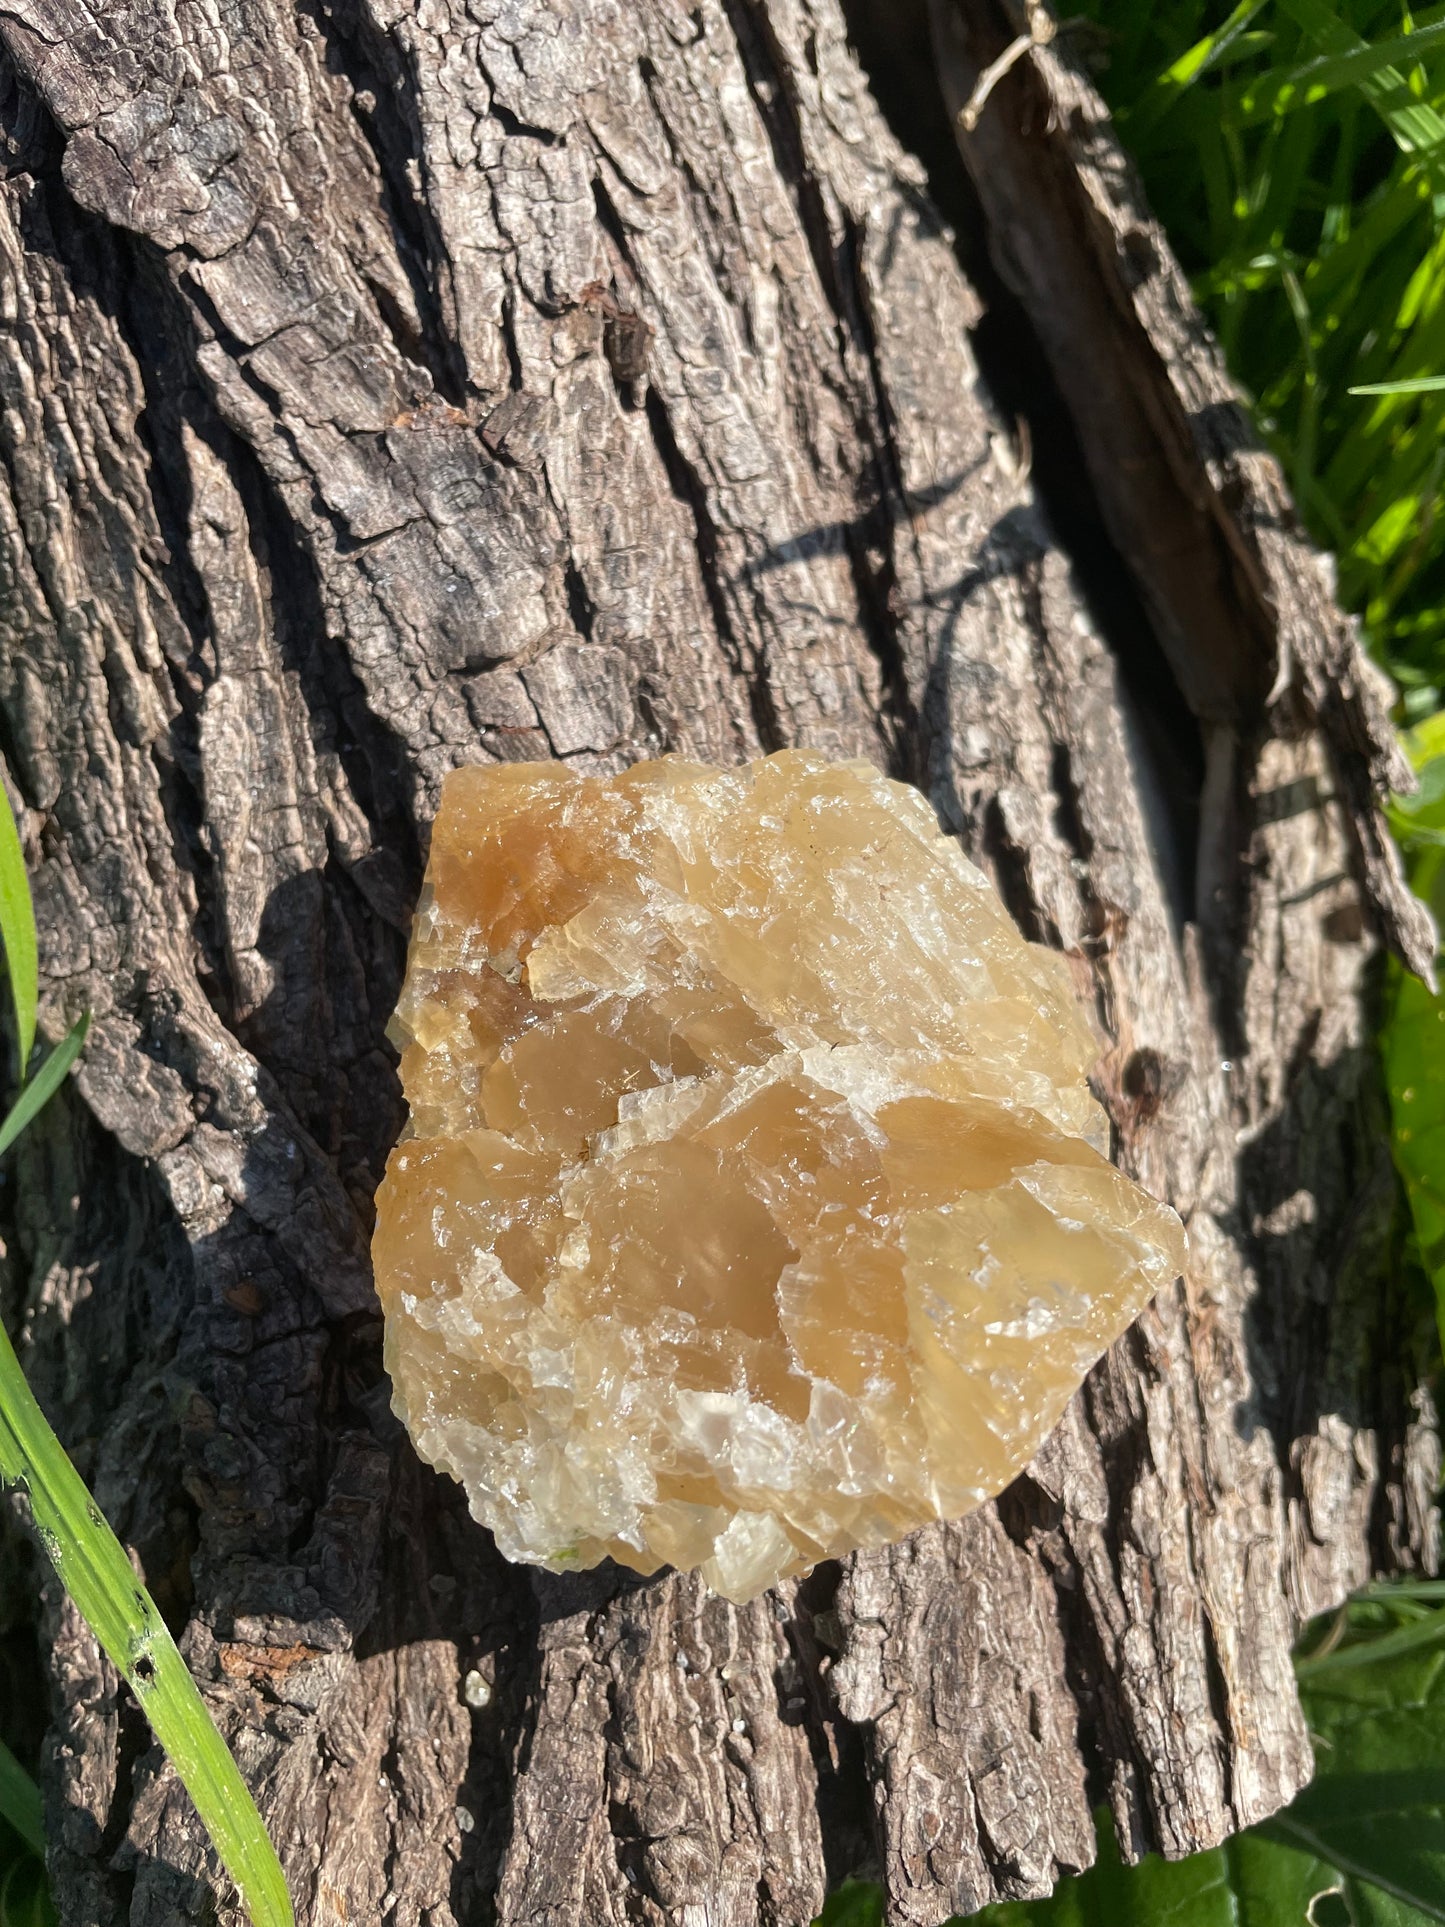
929 0 1435 985
0 2 1434 1923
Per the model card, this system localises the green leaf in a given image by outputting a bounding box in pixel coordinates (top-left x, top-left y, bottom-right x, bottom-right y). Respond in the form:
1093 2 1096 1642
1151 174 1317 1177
0 791 36 1079
1279 1598 1445 1921
0 1746 42 1862
814 1879 885 1927
960 1811 1336 1927
0 1017 89 1163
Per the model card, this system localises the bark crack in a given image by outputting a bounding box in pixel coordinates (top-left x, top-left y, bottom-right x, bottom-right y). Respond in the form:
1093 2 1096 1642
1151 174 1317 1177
303 0 470 403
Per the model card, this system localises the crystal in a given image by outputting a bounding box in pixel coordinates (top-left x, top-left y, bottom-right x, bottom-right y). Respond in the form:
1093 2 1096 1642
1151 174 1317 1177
373 752 1186 1602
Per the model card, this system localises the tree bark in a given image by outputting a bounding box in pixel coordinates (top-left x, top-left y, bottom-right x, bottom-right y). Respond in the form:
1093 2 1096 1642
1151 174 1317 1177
0 1 1436 1924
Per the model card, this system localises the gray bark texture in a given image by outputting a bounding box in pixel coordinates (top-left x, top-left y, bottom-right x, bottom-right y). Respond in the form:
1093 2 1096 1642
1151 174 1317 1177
0 0 1438 1921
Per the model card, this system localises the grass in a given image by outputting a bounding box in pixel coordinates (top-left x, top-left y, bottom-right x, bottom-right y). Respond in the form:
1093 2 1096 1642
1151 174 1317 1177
0 793 293 1927
0 1737 49 1927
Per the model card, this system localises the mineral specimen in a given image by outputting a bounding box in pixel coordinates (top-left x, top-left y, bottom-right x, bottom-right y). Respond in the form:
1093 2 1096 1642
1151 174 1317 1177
373 752 1186 1602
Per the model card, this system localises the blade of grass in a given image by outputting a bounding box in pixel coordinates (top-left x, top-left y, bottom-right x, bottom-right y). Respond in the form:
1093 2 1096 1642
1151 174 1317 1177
1275 0 1445 173
1357 1578 1445 1601
1296 1602 1445 1675
1281 263 1322 499
0 1744 43 1861
1350 374 1445 392
0 795 36 1077
1125 0 1272 137
0 1018 88 1162
0 1313 293 1927
1233 21 1445 126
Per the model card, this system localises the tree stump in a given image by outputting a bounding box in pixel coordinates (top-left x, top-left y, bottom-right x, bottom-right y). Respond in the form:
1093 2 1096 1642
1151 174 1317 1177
0 0 1436 1922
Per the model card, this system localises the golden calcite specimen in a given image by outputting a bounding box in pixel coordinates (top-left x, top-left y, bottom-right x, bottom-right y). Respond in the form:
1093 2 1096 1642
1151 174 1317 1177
373 752 1185 1602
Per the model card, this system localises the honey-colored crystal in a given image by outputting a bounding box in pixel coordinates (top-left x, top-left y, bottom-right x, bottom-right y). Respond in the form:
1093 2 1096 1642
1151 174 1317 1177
373 752 1185 1602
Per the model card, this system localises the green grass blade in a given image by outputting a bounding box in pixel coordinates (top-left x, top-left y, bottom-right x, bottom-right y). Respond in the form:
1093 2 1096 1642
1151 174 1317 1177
0 1319 293 1927
1350 374 1445 393
1125 0 1271 136
1274 0 1445 170
1235 21 1445 126
0 793 36 1078
0 1019 89 1163
1383 729 1445 1342
1357 1578 1445 1601
0 1744 43 1861
1295 1603 1445 1675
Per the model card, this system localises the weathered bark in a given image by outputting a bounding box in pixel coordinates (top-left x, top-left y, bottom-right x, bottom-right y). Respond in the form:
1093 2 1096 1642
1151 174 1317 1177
0 1 1435 1923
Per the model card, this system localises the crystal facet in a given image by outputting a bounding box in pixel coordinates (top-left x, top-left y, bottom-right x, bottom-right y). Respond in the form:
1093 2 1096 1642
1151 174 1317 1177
373 752 1185 1601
